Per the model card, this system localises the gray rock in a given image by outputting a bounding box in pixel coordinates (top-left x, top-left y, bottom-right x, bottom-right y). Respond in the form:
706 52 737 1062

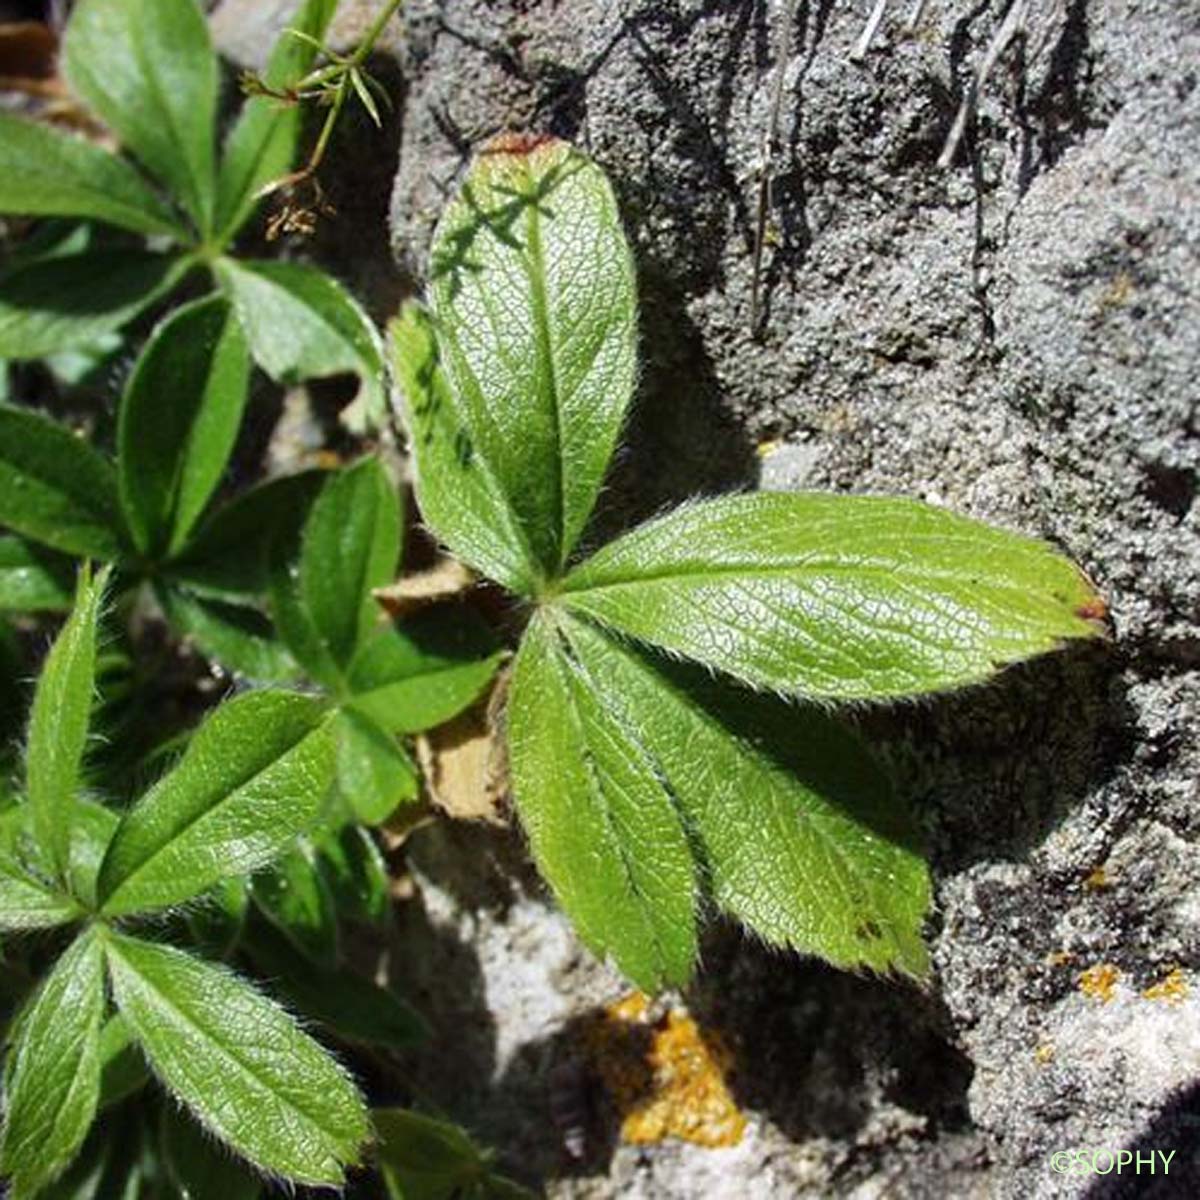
241 0 1200 1194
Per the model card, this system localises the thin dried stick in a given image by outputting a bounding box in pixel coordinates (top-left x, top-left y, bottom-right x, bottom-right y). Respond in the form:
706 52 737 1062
750 0 798 335
851 0 890 62
938 0 1029 168
906 0 930 32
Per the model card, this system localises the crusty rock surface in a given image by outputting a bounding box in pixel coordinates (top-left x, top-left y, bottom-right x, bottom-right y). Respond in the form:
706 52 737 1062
212 2 1200 1195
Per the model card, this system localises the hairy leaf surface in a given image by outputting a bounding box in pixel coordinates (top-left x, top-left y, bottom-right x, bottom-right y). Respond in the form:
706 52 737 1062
564 493 1105 700
27 566 108 884
118 297 250 557
105 934 367 1186
250 842 339 967
0 931 105 1193
333 708 418 826
508 616 697 991
0 405 121 559
427 136 637 580
63 0 218 233
560 617 931 976
217 258 383 420
390 302 531 592
0 537 74 612
346 608 503 734
98 692 335 915
0 113 184 237
158 586 298 681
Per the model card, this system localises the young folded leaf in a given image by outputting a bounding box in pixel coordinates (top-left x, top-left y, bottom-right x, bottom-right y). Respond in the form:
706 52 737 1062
118 296 250 558
98 691 336 916
562 492 1105 700
295 456 401 673
508 616 698 991
63 0 218 235
27 564 109 885
425 136 637 579
104 933 368 1187
0 930 106 1195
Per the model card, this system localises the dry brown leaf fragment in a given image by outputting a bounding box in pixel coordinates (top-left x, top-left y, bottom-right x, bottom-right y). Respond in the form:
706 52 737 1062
414 670 510 825
374 558 477 620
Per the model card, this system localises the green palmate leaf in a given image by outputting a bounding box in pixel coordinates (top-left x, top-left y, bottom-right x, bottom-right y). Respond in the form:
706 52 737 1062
334 707 418 826
296 457 402 671
0 930 106 1194
27 565 109 885
562 493 1107 701
427 136 637 582
104 933 368 1186
118 296 250 558
97 691 336 916
390 302 531 593
559 616 931 975
250 842 339 967
215 0 339 241
158 585 298 681
169 469 325 600
315 823 390 926
0 405 121 558
159 1105 261 1200
373 1109 536 1200
0 113 185 238
0 536 74 612
244 915 427 1050
65 800 120 913
0 250 190 361
346 608 504 734
63 0 218 234
97 1015 150 1111
216 258 384 420
507 615 697 991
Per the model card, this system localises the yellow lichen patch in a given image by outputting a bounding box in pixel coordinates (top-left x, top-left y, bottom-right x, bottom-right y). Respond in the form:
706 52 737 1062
1046 949 1077 968
583 993 747 1149
1079 963 1122 1003
1143 967 1188 1006
1034 1043 1055 1065
755 438 783 459
1083 866 1111 892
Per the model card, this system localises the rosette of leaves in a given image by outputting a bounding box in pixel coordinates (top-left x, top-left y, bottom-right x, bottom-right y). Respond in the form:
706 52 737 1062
0 0 385 424
0 567 370 1194
392 135 1107 991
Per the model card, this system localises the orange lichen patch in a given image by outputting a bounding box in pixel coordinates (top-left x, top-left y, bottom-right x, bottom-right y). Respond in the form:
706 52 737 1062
1143 967 1188 1006
1034 1043 1055 1065
1083 866 1111 892
583 993 747 1149
1079 963 1122 1003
